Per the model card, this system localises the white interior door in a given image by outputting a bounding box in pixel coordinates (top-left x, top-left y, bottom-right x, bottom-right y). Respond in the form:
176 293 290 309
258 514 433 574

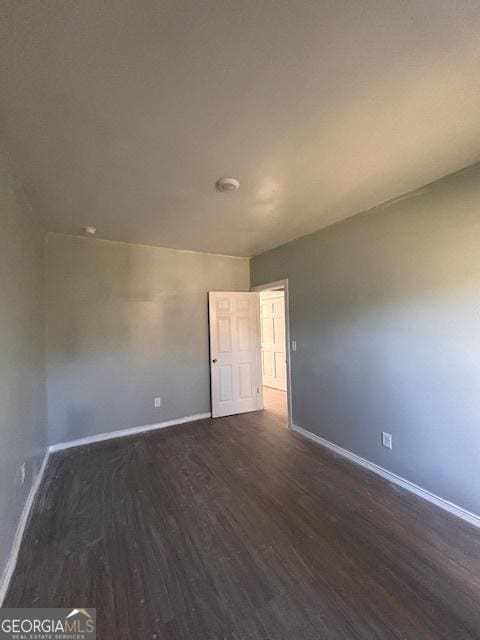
209 291 262 418
260 291 287 391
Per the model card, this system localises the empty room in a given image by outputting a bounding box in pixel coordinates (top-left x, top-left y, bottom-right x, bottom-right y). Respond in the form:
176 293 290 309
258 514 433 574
1 1 480 638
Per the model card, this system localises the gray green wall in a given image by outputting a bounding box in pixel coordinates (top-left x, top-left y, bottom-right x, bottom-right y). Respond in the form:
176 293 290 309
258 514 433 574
251 163 480 517
0 149 47 587
45 234 249 445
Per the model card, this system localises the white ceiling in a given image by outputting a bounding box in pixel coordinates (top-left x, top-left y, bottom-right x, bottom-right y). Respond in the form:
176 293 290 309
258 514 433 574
2 1 480 257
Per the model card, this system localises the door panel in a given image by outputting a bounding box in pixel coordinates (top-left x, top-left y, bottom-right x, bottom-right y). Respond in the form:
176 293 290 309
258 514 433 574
238 316 251 351
209 292 262 418
239 363 253 399
261 316 274 343
217 317 232 352
275 353 287 381
218 365 233 402
262 350 275 377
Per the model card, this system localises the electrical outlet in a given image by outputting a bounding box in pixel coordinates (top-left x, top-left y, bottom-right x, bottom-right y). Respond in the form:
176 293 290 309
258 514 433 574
154 397 161 408
20 462 26 485
291 340 297 351
382 432 393 449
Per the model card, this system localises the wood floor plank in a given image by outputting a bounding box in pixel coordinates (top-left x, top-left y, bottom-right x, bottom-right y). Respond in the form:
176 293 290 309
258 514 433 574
5 399 480 639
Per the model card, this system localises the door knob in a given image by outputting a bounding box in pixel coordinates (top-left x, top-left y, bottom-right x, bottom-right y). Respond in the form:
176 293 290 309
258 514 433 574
212 358 218 363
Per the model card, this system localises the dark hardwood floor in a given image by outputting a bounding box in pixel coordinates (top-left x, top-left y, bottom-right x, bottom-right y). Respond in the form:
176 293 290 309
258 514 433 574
5 403 480 639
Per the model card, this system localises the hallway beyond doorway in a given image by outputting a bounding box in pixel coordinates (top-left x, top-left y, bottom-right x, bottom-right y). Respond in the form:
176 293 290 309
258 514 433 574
263 386 287 423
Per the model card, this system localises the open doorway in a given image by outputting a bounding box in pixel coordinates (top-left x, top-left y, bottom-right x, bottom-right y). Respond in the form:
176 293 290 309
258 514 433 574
253 280 292 426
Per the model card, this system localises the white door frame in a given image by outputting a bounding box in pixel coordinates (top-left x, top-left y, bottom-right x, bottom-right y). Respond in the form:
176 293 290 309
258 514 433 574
252 279 292 427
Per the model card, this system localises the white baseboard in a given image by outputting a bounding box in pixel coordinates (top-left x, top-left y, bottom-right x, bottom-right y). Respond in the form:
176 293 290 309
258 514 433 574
0 449 51 606
291 423 480 529
48 412 212 453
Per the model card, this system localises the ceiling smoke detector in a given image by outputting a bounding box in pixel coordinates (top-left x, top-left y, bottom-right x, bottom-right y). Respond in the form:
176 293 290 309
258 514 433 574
215 177 240 192
84 226 96 236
